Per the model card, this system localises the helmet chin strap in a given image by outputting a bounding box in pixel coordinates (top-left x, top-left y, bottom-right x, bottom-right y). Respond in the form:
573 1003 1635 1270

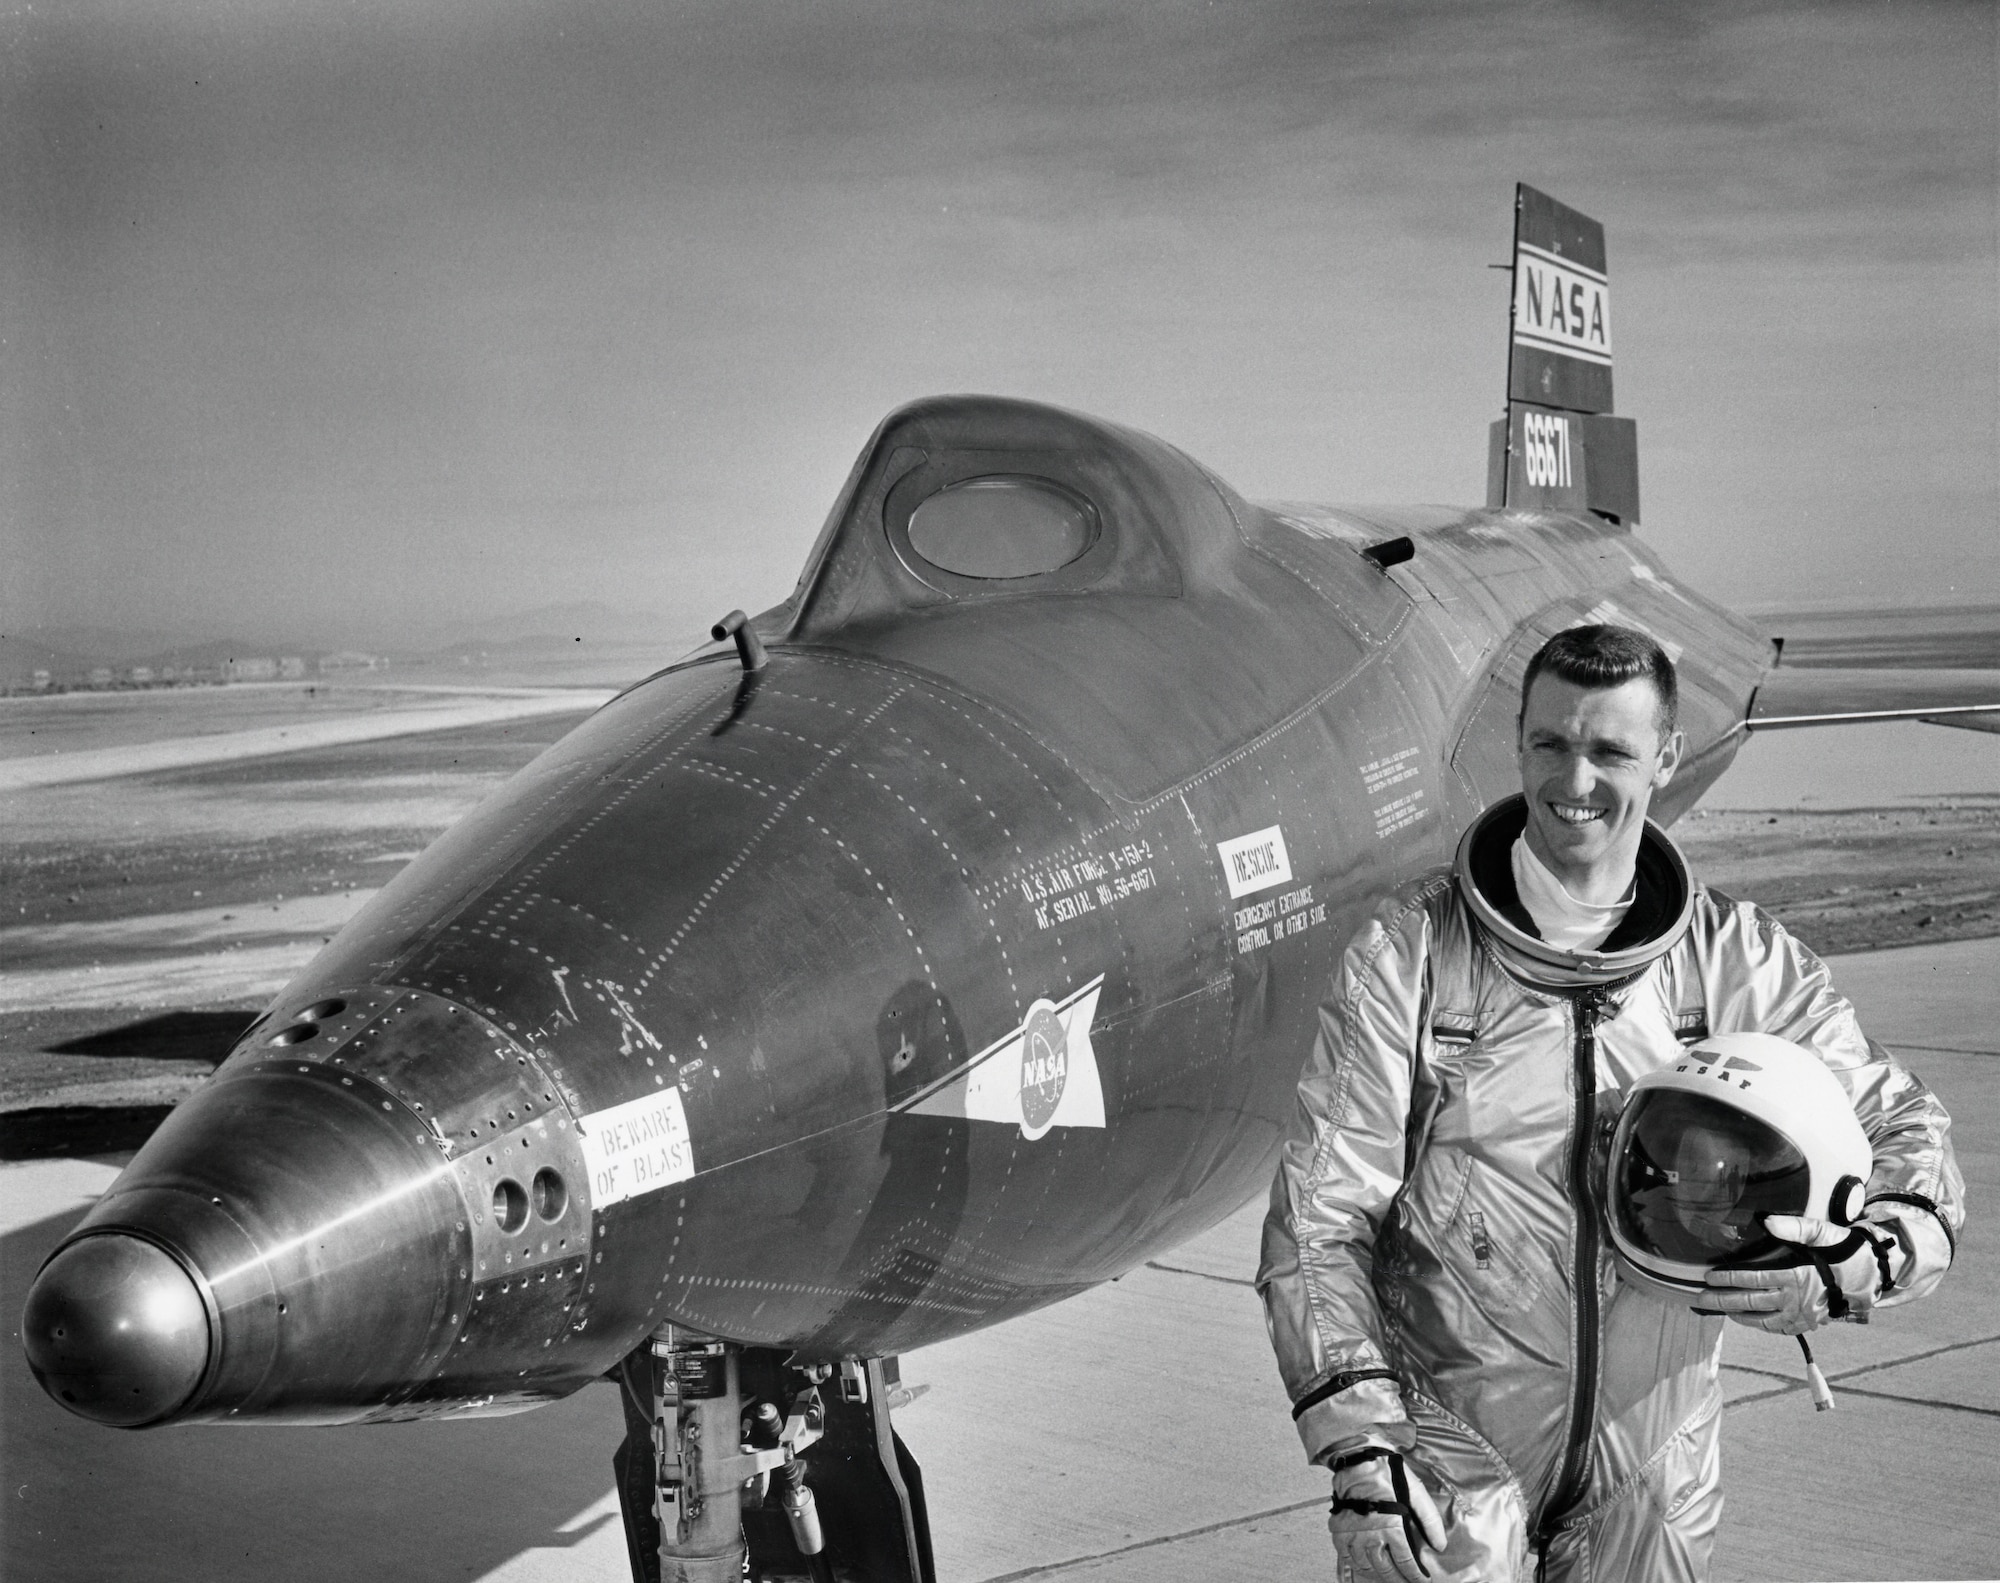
1807 1235 1859 1320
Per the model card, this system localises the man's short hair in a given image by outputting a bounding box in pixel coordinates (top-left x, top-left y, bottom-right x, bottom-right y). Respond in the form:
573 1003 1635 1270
1519 624 1678 738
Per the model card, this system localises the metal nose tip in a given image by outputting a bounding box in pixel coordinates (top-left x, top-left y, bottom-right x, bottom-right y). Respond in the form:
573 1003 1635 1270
22 1234 211 1427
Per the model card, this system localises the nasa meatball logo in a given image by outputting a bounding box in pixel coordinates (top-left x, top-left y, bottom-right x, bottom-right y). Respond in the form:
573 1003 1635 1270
1018 1001 1068 1139
895 976 1107 1138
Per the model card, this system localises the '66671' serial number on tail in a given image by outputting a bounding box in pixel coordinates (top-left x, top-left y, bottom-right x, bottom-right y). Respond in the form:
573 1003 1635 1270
1522 410 1573 488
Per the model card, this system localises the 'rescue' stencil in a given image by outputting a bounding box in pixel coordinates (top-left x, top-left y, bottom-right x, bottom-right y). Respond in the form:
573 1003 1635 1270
578 1087 695 1208
895 978 1106 1140
1215 825 1292 899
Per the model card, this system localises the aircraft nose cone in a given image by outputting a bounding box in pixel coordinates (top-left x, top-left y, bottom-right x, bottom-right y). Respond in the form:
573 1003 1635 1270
22 1235 210 1427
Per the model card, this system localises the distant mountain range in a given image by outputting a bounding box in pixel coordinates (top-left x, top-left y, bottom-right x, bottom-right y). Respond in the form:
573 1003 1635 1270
11 596 1996 693
430 599 712 652
2 600 725 690
0 633 326 689
8 624 202 663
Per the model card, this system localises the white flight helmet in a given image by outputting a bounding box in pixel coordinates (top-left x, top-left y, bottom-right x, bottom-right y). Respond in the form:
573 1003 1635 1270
1607 1032 1872 1301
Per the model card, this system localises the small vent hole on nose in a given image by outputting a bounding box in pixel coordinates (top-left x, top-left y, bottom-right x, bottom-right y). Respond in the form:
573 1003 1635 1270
532 1169 567 1222
300 999 347 1022
493 1179 529 1234
268 1024 318 1047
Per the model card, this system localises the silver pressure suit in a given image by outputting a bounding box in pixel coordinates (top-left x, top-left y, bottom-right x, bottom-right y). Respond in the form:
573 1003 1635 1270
1258 798 1962 1581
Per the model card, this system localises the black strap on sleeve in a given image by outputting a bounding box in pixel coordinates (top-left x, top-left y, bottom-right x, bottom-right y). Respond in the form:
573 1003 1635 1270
1867 1191 1957 1262
1291 1367 1399 1421
1328 1446 1432 1578
1863 1226 1899 1298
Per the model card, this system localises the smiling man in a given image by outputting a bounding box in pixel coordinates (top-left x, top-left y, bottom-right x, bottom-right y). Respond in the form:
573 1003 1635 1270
1258 624 1961 1583
1516 634 1681 909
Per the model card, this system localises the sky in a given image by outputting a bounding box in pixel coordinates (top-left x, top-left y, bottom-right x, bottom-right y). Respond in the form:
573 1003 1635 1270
4 0 1995 651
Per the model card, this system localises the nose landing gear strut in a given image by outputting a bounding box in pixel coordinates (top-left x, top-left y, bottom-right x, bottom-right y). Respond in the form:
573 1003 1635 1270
614 1330 935 1583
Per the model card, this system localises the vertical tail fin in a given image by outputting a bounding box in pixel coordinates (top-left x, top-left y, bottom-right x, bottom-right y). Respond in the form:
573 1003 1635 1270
1485 184 1640 525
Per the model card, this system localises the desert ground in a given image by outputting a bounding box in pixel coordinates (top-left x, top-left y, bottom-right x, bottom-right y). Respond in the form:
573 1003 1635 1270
3 681 1992 1141
2 684 607 1145
2 677 1995 1583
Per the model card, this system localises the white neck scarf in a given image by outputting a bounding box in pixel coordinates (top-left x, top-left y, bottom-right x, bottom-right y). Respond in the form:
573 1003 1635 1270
1511 833 1635 952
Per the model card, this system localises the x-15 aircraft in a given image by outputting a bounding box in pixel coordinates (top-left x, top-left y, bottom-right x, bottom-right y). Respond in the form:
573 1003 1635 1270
23 186 1998 1583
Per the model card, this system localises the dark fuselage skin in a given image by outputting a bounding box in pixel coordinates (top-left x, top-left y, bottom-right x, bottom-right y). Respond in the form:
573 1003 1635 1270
32 397 1772 1427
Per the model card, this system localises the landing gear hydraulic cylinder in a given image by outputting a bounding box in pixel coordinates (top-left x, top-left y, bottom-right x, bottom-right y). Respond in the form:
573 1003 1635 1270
650 1330 749 1583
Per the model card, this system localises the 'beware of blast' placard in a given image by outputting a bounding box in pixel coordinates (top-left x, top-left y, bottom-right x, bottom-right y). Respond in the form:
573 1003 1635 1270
579 1087 696 1208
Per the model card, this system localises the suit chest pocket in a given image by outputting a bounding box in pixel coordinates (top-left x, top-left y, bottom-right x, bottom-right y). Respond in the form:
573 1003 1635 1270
1405 1019 1567 1312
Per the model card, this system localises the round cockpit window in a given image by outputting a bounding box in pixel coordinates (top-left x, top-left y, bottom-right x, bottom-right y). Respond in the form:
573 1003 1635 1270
906 475 1098 580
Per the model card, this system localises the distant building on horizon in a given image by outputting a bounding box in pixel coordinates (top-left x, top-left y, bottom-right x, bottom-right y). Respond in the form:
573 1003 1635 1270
318 651 387 674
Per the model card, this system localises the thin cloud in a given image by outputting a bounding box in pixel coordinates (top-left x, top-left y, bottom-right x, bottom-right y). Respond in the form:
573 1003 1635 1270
3 0 1993 642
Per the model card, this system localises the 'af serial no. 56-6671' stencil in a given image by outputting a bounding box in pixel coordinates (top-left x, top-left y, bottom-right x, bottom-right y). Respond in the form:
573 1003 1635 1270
893 977 1106 1140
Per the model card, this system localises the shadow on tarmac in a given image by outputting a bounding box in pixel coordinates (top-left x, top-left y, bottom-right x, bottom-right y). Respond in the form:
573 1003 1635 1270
3 1202 627 1583
0 1106 173 1162
48 1009 255 1065
2 1008 253 1160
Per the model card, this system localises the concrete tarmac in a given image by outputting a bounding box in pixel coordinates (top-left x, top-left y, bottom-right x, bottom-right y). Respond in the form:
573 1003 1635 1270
4 937 1994 1582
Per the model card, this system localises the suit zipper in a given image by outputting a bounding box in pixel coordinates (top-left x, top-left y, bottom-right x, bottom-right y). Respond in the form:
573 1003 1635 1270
1543 986 1611 1549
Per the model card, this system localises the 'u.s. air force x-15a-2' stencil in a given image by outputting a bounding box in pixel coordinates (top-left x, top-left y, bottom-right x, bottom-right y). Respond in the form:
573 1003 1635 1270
895 977 1106 1140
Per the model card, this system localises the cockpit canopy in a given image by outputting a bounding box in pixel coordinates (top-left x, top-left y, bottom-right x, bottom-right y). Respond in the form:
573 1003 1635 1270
771 394 1408 800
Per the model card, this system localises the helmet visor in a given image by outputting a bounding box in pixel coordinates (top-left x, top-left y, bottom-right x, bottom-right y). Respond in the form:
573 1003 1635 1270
1612 1089 1811 1267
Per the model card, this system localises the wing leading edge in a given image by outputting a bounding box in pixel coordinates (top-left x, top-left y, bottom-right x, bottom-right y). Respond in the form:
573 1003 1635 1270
1748 667 2000 735
1744 604 2000 735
